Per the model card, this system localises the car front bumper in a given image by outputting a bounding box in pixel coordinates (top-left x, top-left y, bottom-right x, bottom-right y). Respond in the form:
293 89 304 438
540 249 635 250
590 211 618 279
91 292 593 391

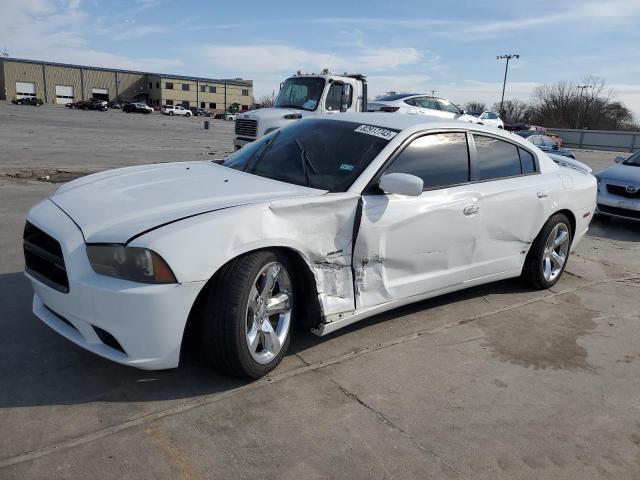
25 199 206 370
596 183 640 221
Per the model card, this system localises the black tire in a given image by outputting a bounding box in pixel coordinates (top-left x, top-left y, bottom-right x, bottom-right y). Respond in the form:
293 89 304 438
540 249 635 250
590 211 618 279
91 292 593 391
201 250 296 379
522 213 572 289
169 111 174 116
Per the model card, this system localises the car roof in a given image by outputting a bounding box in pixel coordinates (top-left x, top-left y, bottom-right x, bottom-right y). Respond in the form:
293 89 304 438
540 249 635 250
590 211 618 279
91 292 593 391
312 112 535 146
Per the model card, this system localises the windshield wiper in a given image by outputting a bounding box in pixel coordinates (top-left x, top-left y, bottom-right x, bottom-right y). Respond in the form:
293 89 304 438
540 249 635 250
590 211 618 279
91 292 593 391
295 139 317 188
244 130 281 173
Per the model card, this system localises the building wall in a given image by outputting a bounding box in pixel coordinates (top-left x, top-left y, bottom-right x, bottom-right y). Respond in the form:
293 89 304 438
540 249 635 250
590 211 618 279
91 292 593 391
2 58 253 108
3 60 46 101
43 64 82 103
0 60 5 100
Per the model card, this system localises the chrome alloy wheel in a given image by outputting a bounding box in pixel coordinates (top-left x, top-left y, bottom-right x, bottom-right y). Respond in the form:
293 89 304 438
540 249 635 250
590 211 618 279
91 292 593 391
542 222 570 282
245 262 292 364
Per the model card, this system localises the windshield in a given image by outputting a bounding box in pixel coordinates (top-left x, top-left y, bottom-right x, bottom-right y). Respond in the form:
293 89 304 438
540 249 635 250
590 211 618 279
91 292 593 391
274 77 325 111
623 151 640 166
222 119 397 192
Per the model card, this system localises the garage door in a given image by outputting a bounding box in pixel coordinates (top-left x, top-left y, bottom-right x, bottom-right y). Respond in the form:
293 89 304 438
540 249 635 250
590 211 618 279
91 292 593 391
16 82 36 99
92 88 109 101
55 85 74 104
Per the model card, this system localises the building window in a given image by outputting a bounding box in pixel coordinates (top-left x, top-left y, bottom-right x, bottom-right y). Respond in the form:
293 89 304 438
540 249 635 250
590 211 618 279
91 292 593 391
156 82 160 88
209 102 216 109
149 82 152 89
182 100 189 108
200 102 205 108
209 86 216 93
200 85 206 93
166 82 174 89
166 99 173 105
182 84 190 91
242 89 249 96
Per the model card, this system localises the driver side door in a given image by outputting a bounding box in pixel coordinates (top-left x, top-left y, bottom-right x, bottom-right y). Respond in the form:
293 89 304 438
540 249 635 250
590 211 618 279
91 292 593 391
354 131 481 309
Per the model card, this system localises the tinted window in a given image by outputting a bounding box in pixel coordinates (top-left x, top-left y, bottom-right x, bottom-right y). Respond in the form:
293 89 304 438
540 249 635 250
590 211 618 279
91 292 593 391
519 148 536 174
414 96 440 110
474 135 522 180
325 82 351 111
438 99 461 114
385 133 469 189
223 120 396 192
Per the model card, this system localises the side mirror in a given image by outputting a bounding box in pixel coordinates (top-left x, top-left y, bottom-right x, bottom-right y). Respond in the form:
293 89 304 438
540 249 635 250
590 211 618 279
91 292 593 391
379 173 423 196
615 156 625 163
460 109 466 115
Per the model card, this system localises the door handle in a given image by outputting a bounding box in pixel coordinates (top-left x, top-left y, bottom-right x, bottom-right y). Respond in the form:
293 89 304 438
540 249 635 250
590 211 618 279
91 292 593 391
537 190 549 198
463 205 479 216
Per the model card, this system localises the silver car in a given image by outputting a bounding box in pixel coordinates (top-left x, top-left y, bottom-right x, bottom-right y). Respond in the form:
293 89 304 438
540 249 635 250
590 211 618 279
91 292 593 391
595 152 640 221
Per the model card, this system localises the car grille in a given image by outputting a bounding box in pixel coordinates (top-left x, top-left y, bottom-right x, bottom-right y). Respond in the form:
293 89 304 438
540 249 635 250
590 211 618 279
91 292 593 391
606 184 640 199
23 222 69 293
597 203 640 220
235 118 257 138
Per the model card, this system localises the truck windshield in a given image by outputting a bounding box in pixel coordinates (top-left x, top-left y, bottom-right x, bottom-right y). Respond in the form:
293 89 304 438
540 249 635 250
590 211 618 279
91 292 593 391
274 77 325 111
222 119 397 192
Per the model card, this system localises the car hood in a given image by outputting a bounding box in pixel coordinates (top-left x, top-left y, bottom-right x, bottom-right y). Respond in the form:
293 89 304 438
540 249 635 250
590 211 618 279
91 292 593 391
598 162 640 183
50 161 324 243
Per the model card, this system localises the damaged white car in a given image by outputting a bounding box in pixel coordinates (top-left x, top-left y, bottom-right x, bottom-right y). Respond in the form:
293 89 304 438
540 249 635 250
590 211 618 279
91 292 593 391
24 114 596 379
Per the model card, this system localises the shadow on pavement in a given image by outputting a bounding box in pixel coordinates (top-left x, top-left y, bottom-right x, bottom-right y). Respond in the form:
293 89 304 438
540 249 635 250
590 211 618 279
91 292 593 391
588 215 640 242
0 268 538 409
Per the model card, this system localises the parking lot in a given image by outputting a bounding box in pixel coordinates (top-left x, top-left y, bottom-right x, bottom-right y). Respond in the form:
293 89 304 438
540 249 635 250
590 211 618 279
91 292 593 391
1 102 640 479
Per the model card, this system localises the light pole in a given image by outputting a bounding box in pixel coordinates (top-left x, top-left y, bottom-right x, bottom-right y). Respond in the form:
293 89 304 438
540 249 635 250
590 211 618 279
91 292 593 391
497 54 519 119
574 84 593 130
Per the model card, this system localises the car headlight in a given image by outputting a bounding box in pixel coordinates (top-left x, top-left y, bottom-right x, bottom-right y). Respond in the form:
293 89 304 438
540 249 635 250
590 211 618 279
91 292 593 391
595 176 601 192
86 245 176 284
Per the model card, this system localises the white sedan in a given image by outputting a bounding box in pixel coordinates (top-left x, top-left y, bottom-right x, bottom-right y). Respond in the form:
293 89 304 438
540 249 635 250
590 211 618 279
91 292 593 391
369 93 482 124
24 114 596 379
477 111 505 129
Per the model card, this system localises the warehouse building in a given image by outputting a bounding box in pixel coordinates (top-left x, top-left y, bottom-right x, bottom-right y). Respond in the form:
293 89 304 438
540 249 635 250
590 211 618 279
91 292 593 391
0 57 253 112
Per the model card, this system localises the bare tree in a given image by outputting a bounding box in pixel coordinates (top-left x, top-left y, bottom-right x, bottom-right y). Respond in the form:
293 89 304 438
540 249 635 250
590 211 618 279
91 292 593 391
491 99 530 124
256 94 274 108
463 101 486 113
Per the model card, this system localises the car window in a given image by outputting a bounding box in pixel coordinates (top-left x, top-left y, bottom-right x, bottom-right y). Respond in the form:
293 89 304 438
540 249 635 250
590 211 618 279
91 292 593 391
529 136 543 146
519 148 537 174
384 133 469 189
415 97 440 110
437 99 461 114
223 119 396 192
542 136 555 147
480 113 488 119
325 82 352 111
474 135 522 180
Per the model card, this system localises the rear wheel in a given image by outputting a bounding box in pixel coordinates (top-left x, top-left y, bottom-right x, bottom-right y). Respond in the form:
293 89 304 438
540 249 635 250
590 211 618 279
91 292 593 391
169 111 174 116
201 250 295 379
522 213 572 289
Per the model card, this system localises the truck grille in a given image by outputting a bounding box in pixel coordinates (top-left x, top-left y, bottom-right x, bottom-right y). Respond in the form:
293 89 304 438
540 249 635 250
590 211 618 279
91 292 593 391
235 118 257 138
23 222 69 293
606 184 640 199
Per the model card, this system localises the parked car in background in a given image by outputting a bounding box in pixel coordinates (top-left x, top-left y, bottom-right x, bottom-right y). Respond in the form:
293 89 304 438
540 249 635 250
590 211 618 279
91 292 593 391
12 97 43 106
595 152 640 221
123 103 153 114
526 135 575 158
224 112 236 121
23 114 596 379
161 105 192 116
65 100 84 109
83 99 108 111
108 101 121 109
477 111 504 129
190 107 211 117
546 133 563 147
368 93 482 124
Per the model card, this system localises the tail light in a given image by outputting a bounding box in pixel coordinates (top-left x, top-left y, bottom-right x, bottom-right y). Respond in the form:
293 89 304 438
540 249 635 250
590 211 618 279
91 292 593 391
379 106 400 112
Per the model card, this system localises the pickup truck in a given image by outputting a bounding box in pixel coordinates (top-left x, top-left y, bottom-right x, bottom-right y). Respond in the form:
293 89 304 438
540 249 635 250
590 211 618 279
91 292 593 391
161 105 192 117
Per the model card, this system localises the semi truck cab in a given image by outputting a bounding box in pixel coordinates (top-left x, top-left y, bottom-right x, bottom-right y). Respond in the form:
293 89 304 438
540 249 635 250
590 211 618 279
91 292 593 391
233 69 367 150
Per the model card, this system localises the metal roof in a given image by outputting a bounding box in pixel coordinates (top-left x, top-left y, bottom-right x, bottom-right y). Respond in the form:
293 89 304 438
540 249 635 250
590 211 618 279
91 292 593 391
1 57 252 87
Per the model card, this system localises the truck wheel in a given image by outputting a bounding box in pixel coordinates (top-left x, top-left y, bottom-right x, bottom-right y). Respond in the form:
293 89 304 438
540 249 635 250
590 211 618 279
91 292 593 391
522 213 572 289
201 250 295 379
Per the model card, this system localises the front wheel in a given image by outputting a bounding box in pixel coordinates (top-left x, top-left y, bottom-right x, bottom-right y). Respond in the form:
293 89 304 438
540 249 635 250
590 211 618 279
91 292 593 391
522 213 572 289
201 250 295 379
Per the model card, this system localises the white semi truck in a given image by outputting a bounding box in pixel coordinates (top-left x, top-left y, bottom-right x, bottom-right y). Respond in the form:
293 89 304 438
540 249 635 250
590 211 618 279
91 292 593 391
233 69 367 150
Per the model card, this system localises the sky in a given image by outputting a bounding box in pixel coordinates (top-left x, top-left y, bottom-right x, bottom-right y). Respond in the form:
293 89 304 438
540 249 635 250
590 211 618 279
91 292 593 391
1 0 639 116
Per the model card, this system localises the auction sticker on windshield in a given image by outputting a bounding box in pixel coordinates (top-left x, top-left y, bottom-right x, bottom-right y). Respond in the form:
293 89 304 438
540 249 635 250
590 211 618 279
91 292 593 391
354 124 398 140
